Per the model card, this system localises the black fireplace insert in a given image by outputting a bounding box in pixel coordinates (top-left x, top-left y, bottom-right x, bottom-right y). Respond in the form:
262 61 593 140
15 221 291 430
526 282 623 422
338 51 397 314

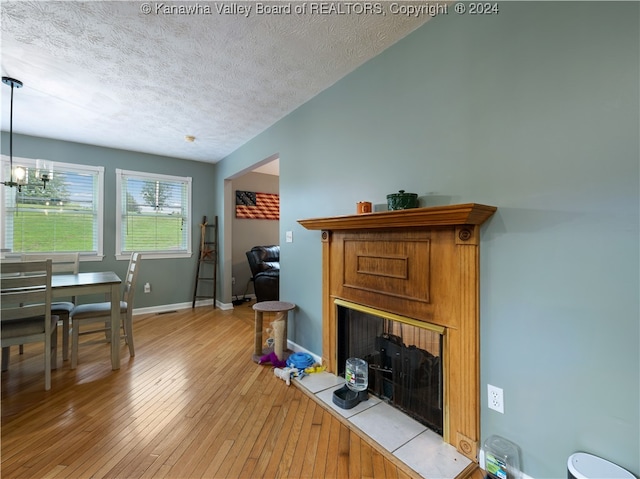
337 306 443 434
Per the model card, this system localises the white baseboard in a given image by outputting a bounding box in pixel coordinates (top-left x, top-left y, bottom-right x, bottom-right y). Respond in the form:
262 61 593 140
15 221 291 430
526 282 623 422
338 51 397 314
133 302 193 316
216 300 235 310
132 298 233 316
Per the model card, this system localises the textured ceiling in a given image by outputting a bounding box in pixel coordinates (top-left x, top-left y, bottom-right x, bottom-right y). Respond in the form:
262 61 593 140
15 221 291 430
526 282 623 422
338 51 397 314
1 1 432 164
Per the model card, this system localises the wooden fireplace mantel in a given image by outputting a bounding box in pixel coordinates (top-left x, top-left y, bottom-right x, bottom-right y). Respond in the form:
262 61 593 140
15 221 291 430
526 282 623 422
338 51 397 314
297 203 497 230
298 203 497 462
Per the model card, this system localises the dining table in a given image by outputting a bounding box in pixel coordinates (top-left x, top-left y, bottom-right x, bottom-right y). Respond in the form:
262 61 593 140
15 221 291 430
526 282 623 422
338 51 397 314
51 271 122 370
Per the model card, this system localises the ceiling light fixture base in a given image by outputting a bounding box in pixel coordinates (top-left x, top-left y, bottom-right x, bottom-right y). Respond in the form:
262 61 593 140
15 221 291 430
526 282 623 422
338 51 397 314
2 77 23 89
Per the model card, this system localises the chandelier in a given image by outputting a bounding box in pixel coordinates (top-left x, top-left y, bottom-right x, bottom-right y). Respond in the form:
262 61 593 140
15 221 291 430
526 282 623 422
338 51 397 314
2 76 51 191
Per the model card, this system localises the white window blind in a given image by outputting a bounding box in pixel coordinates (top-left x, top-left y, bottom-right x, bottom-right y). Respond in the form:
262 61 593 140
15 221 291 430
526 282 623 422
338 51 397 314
116 169 192 259
1 156 104 258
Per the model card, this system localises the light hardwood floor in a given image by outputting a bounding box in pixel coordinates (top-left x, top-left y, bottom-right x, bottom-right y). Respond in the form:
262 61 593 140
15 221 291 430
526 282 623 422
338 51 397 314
1 305 483 479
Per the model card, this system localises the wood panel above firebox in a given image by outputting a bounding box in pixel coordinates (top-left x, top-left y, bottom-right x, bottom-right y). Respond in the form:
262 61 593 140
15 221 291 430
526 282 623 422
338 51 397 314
299 203 497 463
341 233 432 311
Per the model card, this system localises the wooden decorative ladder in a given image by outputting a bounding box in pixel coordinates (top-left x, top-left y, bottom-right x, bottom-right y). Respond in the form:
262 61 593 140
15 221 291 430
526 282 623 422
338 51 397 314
192 215 218 308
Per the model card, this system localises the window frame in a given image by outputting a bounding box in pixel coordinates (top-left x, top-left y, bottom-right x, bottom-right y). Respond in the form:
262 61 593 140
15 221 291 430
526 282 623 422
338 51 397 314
1 156 104 261
115 168 192 260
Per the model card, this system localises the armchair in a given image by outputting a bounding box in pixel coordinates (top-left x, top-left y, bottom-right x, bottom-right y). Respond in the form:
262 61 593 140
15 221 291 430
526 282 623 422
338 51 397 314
246 245 280 303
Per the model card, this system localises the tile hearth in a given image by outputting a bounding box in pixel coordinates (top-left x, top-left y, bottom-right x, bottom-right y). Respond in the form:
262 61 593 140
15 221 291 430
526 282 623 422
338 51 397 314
293 371 471 479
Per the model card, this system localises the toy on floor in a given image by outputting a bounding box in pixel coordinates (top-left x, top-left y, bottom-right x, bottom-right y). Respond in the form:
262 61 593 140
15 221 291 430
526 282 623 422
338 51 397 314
286 352 315 370
304 364 326 374
258 351 287 368
273 367 299 386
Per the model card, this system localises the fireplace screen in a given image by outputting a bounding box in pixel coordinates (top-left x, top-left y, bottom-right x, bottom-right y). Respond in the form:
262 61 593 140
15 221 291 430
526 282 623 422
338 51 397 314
337 305 443 434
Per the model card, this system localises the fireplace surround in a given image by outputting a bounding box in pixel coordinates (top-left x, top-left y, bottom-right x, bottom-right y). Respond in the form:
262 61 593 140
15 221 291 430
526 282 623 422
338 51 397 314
299 203 496 461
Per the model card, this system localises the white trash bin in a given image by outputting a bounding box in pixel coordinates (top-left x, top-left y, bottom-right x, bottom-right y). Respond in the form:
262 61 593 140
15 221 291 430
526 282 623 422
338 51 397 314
568 453 635 479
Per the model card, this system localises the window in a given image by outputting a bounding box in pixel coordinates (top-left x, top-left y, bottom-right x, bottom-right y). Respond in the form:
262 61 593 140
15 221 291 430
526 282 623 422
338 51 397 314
1 156 104 258
116 169 192 260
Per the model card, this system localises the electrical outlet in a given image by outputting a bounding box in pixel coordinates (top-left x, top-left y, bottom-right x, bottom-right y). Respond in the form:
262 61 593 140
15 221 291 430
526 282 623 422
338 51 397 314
144 282 151 294
487 384 504 413
232 277 236 285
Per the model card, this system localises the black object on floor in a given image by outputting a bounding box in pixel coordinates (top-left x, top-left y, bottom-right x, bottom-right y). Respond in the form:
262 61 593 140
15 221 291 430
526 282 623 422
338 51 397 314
332 384 368 409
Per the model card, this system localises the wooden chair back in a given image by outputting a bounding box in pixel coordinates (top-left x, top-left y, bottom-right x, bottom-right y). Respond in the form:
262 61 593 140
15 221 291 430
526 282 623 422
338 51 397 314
22 252 79 304
1 259 56 390
123 252 141 315
21 252 79 274
1 260 53 323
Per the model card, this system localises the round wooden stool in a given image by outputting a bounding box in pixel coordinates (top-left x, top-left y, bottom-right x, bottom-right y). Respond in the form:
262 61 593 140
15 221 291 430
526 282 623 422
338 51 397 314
252 301 295 362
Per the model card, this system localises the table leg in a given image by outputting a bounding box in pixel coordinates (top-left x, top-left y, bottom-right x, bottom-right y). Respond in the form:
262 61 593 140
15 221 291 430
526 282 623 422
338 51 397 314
62 316 69 361
254 310 264 357
110 283 120 370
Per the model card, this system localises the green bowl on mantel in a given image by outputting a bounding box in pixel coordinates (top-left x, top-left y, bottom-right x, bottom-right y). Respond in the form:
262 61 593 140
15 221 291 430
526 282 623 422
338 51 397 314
386 190 419 210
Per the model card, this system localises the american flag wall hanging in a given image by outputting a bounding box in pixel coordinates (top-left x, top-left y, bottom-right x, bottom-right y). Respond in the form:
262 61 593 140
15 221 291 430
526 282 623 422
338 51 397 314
235 191 279 220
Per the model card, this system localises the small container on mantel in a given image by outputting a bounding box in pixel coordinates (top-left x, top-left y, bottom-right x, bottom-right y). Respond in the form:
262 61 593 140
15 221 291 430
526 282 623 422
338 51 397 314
387 190 418 210
356 201 372 214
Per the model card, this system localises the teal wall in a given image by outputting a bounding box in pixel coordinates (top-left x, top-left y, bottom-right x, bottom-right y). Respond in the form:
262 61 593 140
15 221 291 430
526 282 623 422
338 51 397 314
1 133 217 309
215 3 639 478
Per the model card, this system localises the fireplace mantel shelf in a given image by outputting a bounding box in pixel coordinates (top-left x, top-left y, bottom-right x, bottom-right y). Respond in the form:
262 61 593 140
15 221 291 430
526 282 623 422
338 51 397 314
298 203 497 231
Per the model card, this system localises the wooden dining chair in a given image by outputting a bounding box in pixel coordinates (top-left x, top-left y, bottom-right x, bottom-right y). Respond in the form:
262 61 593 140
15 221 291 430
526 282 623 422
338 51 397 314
1 259 58 390
22 253 79 361
70 252 141 369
